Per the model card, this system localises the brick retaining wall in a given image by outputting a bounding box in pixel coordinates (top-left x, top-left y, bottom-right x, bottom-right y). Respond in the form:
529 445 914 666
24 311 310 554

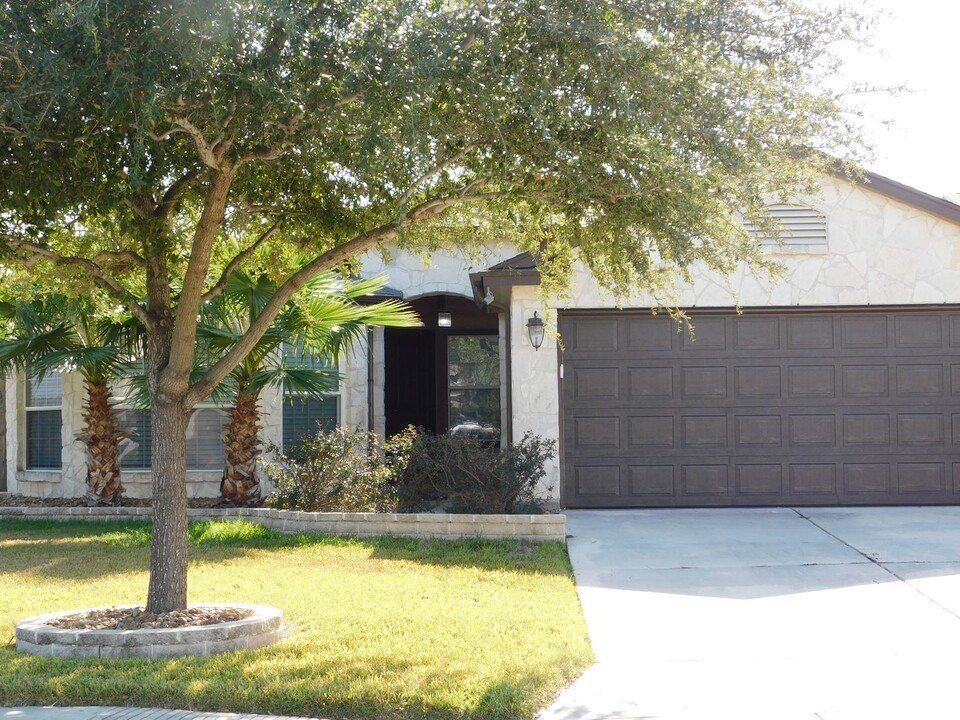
0 505 567 542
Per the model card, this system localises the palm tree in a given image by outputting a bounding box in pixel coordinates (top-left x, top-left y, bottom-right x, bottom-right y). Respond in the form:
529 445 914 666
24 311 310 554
0 295 142 505
199 271 420 506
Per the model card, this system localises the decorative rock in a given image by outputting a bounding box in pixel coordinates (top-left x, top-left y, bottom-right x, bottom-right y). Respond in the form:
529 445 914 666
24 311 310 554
15 603 283 659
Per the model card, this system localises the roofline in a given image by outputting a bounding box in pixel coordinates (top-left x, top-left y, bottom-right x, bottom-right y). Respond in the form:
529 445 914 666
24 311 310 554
835 167 960 226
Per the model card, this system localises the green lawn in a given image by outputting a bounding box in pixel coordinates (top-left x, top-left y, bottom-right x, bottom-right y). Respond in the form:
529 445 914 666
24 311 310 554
0 519 593 719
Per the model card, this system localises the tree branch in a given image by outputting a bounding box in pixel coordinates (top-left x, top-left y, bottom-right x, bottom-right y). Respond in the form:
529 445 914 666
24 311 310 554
396 142 477 210
237 112 304 165
4 237 152 328
163 169 236 389
172 116 221 169
201 219 283 303
184 189 504 407
92 248 147 268
155 169 200 219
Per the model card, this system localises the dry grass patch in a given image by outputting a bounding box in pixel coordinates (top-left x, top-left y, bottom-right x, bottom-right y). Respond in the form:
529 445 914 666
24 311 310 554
0 518 592 719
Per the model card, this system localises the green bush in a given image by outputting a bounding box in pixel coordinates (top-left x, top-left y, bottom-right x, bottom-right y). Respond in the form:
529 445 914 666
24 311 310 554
263 427 414 512
398 431 555 514
264 426 555 515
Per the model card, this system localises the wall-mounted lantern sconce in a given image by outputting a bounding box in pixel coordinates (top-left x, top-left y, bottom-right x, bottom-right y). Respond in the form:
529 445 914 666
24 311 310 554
438 312 452 328
526 312 545 350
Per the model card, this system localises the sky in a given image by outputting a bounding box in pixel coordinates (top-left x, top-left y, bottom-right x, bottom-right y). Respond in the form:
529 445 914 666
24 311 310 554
817 0 960 199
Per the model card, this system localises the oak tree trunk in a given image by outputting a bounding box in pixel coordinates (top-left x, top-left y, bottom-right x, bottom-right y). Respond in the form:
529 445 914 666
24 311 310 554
146 393 190 614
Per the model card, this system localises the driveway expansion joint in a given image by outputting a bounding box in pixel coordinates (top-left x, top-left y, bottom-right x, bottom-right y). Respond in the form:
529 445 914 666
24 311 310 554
790 507 960 623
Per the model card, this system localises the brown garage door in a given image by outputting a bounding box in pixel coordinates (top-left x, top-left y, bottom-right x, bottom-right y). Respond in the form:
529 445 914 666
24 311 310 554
561 308 960 507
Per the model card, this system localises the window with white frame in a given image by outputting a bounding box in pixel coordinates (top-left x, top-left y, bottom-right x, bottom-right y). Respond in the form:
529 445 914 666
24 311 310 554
25 371 62 470
116 405 228 471
281 343 339 449
113 372 228 471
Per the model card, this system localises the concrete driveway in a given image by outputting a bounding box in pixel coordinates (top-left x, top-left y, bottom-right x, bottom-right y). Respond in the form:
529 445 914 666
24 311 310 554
540 507 960 720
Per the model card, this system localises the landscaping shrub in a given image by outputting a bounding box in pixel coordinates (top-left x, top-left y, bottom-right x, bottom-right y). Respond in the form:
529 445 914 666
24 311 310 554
264 426 555 514
263 427 413 512
397 431 555 514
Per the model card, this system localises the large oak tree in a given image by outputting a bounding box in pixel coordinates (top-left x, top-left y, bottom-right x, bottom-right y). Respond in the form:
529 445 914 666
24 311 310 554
0 0 866 612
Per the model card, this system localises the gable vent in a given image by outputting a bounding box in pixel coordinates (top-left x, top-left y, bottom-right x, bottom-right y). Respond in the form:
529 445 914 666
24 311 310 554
745 204 827 248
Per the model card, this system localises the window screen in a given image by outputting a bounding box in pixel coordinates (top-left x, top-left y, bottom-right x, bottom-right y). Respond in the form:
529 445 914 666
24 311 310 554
25 372 62 469
117 406 227 470
282 396 338 449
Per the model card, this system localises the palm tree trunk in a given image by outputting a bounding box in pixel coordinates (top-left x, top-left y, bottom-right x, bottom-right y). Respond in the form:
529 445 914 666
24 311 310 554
218 389 262 505
81 378 125 505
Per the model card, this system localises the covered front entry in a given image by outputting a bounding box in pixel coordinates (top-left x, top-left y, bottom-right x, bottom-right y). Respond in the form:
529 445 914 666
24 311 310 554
384 294 502 442
561 308 960 507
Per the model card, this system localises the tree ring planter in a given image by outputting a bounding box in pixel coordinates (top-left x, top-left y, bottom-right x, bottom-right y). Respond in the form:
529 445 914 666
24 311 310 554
15 603 283 659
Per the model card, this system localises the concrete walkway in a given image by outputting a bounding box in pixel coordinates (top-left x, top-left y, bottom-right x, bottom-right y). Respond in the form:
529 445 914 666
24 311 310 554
540 507 960 720
1 709 320 720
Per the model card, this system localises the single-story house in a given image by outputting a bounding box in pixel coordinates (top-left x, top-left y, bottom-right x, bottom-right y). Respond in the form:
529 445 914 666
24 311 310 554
4 170 960 508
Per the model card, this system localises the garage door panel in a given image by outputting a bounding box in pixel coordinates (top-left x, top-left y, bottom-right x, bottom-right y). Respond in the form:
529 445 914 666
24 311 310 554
895 314 941 347
574 466 621 499
629 465 675 496
842 414 891 446
787 316 835 349
626 316 674 352
733 317 781 350
734 366 782 399
628 367 674 399
627 416 675 449
841 315 888 349
897 413 944 445
680 416 728 448
681 317 726 351
788 365 837 398
680 465 729 496
896 364 943 396
789 414 837 447
736 464 784 496
843 463 892 495
572 367 620 400
573 416 621 449
842 365 889 397
680 366 728 399
788 464 838 496
561 309 960 507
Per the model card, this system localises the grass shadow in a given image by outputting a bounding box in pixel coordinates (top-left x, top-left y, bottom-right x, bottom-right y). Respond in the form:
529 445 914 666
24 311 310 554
0 518 572 577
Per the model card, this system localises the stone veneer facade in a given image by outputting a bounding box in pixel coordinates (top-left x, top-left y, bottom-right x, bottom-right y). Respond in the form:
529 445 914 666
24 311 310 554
6 174 960 503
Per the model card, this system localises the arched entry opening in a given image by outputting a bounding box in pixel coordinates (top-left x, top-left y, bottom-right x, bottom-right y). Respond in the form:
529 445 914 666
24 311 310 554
384 294 501 443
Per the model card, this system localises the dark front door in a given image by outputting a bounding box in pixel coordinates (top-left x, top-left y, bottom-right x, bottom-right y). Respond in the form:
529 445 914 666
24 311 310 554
384 328 438 436
383 295 501 439
561 308 960 508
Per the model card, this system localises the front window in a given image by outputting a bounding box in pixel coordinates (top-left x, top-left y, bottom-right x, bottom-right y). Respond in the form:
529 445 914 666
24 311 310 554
447 335 500 444
25 371 62 470
116 392 227 471
281 343 340 449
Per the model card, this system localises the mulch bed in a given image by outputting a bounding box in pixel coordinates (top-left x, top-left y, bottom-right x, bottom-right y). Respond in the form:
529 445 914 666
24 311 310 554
46 606 254 631
0 495 230 509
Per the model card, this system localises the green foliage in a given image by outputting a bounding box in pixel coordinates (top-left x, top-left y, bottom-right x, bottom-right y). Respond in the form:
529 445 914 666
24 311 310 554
198 270 419 400
0 0 870 302
0 293 142 383
398 431 556 514
263 428 414 512
0 0 875 609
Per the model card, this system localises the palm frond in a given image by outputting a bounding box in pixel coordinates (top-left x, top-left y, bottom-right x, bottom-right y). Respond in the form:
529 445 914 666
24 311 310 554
247 365 342 398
